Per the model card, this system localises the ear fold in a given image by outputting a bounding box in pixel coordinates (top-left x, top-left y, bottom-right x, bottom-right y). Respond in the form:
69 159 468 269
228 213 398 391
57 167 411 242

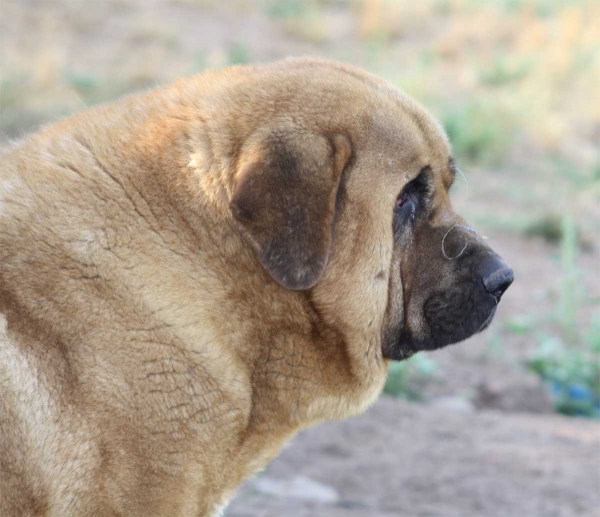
230 128 351 290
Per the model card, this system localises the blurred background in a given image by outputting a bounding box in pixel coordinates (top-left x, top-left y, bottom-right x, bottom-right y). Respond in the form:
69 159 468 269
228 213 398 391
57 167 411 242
1 1 599 515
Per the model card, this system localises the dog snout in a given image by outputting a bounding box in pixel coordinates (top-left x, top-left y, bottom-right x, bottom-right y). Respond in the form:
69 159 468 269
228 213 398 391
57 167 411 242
481 260 514 301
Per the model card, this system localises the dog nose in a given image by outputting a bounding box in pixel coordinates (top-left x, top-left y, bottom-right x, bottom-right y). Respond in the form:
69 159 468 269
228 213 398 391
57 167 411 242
482 265 514 300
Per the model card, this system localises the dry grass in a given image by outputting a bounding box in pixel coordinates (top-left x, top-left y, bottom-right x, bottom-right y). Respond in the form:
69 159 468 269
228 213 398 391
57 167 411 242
1 0 598 228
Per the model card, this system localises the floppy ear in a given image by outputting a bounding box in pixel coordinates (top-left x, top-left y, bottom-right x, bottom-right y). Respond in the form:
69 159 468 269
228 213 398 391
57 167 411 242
230 128 351 290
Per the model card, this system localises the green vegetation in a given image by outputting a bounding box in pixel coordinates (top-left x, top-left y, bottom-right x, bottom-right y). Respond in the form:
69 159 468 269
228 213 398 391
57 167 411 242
473 0 592 17
524 213 567 245
264 0 308 20
1 75 29 109
64 70 99 95
524 215 600 417
504 315 536 335
441 100 514 165
228 42 252 65
384 355 437 401
479 54 533 86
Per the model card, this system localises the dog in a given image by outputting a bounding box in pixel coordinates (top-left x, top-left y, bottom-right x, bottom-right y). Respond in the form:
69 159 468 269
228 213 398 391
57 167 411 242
0 58 513 516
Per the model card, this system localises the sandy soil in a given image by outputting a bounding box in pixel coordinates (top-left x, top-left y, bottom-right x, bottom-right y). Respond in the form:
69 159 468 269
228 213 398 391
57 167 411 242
228 398 600 517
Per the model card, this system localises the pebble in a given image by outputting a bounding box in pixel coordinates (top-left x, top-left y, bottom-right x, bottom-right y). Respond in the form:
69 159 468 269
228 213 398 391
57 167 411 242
253 475 340 504
428 396 475 413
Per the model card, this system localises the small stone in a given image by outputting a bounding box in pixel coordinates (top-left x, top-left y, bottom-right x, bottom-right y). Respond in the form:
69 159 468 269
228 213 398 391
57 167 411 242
253 475 340 504
429 396 475 413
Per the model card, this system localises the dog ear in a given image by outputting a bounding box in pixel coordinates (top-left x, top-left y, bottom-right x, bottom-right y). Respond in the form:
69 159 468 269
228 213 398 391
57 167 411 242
230 128 351 290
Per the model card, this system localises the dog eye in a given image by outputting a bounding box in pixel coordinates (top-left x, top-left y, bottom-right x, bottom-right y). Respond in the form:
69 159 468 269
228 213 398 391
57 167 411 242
394 193 416 223
395 193 407 209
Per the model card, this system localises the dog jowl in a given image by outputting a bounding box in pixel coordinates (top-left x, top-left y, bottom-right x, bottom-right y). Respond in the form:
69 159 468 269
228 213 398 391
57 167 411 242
382 164 514 360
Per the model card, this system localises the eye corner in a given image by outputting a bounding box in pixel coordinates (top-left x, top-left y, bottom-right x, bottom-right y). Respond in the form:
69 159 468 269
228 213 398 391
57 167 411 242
394 192 417 226
395 192 407 209
393 165 436 226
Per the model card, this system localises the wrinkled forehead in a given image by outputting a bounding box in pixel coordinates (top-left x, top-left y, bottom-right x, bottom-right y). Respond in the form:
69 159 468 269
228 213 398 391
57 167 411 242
361 104 454 185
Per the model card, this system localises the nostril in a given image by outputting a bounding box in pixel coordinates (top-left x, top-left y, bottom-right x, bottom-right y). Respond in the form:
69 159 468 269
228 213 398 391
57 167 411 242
483 267 514 299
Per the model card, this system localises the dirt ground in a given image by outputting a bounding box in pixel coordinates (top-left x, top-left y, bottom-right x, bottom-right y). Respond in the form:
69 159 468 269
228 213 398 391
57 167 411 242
1 1 599 516
228 398 600 517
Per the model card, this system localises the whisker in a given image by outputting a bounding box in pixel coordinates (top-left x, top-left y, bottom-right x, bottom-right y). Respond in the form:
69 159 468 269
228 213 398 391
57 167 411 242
455 165 468 185
70 90 88 109
425 165 448 173
417 164 468 189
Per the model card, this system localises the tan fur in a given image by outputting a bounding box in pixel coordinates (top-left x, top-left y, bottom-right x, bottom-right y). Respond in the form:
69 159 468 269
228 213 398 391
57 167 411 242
0 59 458 516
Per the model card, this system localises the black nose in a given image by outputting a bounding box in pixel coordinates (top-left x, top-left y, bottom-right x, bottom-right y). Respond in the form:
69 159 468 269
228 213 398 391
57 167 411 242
482 265 514 300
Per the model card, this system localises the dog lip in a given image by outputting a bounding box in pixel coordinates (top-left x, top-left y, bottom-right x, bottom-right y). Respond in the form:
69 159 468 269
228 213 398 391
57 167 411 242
392 298 499 357
477 304 497 332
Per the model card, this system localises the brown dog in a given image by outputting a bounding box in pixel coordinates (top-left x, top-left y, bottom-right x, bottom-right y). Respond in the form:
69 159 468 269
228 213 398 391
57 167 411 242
0 59 513 516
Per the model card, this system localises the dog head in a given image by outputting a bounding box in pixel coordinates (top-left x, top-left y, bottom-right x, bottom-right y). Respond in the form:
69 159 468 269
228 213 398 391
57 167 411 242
225 59 513 360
